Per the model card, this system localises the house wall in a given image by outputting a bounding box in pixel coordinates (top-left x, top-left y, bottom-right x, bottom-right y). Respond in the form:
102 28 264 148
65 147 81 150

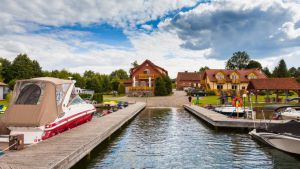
205 77 248 91
176 80 200 90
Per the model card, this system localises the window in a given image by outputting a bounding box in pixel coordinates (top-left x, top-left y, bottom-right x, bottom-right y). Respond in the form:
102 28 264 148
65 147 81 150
144 69 150 74
248 73 257 79
69 96 85 106
231 72 239 80
216 72 224 80
217 84 223 90
232 85 238 90
15 84 41 105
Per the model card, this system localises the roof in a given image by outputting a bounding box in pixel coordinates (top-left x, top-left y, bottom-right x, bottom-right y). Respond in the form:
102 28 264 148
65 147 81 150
177 71 202 81
130 59 168 76
18 77 73 85
203 69 267 82
247 78 300 90
0 82 7 86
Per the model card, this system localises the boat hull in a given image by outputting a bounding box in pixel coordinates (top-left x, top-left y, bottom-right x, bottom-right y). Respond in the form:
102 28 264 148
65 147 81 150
9 109 95 144
250 130 300 155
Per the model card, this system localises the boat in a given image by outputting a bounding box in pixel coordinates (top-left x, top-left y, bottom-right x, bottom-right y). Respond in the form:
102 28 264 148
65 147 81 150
2 77 96 144
249 120 300 155
214 105 251 117
274 98 300 120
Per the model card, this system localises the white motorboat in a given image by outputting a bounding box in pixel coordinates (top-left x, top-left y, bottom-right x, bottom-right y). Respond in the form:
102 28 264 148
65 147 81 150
3 77 96 144
214 105 252 117
280 107 300 120
249 120 300 155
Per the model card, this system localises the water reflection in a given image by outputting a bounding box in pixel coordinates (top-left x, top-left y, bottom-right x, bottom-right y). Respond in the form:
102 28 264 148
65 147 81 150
75 108 300 169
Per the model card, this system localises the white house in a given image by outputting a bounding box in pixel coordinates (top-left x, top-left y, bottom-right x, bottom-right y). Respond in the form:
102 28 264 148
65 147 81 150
0 82 8 100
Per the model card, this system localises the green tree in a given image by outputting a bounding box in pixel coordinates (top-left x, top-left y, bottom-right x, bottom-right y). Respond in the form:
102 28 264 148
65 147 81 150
163 76 172 95
9 54 42 81
154 77 167 96
0 57 11 83
273 59 289 77
199 66 209 72
110 69 129 80
110 78 120 91
118 83 125 94
86 77 102 93
131 60 139 68
83 70 96 79
226 51 250 70
288 67 299 77
262 67 272 77
72 73 86 88
246 60 262 69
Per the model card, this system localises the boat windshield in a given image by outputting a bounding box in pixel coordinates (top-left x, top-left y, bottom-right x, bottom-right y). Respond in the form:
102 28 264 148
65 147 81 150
15 83 42 105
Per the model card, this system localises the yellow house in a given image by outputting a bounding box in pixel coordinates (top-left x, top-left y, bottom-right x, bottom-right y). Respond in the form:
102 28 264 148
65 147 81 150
201 69 267 91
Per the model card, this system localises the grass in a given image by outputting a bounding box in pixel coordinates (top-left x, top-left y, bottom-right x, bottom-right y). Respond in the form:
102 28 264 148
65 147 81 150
193 93 299 107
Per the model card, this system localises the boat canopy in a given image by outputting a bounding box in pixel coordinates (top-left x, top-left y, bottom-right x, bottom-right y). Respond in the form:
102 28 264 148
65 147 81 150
4 77 73 127
262 120 300 137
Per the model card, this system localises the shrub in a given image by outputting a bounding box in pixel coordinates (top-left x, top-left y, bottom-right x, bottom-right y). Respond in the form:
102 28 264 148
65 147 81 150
118 83 125 94
163 76 172 95
92 93 103 103
5 92 12 103
206 90 216 96
79 93 92 99
154 77 167 96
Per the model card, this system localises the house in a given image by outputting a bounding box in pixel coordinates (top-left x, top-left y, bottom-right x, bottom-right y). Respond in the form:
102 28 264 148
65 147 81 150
125 59 168 96
176 71 202 90
201 69 267 91
0 82 8 100
75 87 94 95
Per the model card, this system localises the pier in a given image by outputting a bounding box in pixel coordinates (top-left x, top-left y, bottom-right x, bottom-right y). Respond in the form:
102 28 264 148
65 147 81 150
184 104 287 129
0 102 146 169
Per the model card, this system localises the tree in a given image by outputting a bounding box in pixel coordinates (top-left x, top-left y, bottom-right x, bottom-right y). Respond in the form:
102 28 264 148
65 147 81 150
110 69 129 80
288 67 299 77
9 54 42 81
118 83 125 94
154 77 167 96
72 73 86 88
262 67 272 77
273 59 289 77
110 78 120 91
83 70 96 79
163 76 172 95
0 57 11 83
226 51 250 70
86 77 102 93
199 66 209 72
131 61 139 68
246 60 262 69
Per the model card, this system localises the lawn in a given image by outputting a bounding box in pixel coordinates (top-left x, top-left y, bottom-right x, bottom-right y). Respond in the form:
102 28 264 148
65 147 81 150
193 93 299 107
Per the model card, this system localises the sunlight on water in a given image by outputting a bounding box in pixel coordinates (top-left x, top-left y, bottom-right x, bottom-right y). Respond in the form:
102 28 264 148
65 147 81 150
76 108 300 169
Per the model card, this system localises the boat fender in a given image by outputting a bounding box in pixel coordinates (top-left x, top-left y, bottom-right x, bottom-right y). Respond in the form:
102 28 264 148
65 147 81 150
232 97 243 107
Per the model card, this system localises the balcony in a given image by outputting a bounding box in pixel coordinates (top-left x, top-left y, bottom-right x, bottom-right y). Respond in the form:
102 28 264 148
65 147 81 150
138 74 155 80
128 86 154 91
200 80 205 84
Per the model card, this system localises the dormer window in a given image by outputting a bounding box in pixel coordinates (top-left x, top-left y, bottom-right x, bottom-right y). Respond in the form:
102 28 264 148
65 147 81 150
144 69 150 74
230 72 239 80
248 73 257 79
216 72 224 80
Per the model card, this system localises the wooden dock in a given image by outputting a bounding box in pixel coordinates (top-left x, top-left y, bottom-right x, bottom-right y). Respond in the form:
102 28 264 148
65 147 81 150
0 102 146 169
184 104 288 129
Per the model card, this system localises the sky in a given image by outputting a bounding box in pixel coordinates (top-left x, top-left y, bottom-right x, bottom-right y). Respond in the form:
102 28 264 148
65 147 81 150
0 0 300 78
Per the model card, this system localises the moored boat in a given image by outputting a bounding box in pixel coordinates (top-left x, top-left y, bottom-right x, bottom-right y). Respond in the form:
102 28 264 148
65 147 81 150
249 120 300 155
3 77 96 144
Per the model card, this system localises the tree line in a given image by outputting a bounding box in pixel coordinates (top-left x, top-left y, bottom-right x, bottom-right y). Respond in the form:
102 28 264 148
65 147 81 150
199 51 300 82
0 54 129 94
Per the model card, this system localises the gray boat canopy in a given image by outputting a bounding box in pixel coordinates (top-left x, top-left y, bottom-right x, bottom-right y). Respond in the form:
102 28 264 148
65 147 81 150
3 77 73 127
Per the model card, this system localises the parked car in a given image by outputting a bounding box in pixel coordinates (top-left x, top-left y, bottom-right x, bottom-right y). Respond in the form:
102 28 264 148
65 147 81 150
190 89 206 97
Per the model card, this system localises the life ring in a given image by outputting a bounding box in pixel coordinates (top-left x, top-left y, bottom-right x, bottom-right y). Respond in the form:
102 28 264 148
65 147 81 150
232 97 243 107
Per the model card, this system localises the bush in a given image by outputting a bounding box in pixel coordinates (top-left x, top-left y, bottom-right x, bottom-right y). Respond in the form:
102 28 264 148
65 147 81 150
79 93 92 99
154 77 167 96
92 93 103 103
5 92 12 103
118 83 125 94
206 90 216 96
163 76 172 95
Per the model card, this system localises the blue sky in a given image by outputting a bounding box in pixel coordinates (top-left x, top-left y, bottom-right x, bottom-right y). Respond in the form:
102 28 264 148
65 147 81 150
0 0 300 78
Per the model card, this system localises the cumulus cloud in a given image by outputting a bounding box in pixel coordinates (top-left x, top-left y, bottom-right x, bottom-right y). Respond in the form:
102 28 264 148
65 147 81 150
160 0 300 59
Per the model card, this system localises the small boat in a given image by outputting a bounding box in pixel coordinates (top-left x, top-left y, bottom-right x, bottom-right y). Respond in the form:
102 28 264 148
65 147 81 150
273 98 300 120
3 77 96 144
214 105 251 117
249 120 300 155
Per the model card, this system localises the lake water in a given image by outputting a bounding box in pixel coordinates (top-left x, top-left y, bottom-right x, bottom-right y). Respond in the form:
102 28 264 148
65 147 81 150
73 108 300 169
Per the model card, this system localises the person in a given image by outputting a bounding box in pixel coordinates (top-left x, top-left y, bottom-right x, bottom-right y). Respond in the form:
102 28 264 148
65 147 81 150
188 95 192 105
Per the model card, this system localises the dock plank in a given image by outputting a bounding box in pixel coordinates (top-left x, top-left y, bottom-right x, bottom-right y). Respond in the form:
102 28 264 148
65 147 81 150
0 102 146 169
184 104 288 129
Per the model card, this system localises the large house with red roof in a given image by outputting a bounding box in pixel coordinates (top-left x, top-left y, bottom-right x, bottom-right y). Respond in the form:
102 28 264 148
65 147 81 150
123 60 168 96
201 69 267 91
176 71 202 90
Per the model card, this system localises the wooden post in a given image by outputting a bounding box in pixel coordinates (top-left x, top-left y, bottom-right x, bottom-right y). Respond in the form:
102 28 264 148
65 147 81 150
276 90 279 103
255 91 258 104
285 90 289 103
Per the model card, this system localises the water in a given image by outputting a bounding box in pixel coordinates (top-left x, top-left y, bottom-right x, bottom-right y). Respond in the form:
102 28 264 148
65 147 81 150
74 108 300 169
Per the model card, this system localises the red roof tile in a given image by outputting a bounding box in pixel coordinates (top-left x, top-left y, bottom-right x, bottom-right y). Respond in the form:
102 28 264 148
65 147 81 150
130 59 168 76
177 71 202 81
247 78 300 90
